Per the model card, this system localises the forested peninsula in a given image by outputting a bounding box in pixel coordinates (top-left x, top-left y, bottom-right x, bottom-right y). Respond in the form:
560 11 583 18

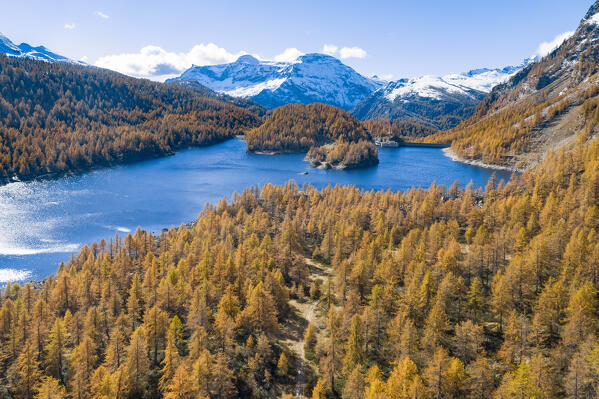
246 103 379 169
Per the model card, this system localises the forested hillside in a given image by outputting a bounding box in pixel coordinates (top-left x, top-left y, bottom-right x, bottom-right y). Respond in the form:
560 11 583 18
352 82 486 131
167 79 269 117
245 103 371 153
0 55 262 182
2 120 599 397
429 1 599 168
363 120 438 140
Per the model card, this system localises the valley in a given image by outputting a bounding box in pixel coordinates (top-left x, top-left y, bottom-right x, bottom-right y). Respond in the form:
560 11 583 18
1 1 599 398
0 138 509 282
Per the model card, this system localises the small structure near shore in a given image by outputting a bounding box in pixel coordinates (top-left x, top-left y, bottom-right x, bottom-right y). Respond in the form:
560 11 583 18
374 137 449 149
374 138 400 147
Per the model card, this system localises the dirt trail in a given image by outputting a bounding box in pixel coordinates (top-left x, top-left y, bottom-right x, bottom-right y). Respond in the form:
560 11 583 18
294 299 317 398
280 258 332 398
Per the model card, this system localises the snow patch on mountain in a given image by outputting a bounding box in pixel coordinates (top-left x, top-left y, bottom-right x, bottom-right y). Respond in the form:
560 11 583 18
445 69 515 92
227 78 287 97
586 12 599 25
384 76 473 102
352 58 536 129
0 33 20 56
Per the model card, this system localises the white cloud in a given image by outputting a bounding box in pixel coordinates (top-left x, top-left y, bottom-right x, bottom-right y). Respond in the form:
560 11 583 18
372 73 393 81
94 11 110 19
80 56 89 62
339 46 367 59
321 44 367 59
534 31 575 58
94 42 367 81
322 44 339 56
273 48 304 62
64 23 76 30
94 43 246 81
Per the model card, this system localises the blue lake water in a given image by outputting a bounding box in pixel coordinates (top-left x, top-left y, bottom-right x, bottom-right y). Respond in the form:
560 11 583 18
0 138 512 282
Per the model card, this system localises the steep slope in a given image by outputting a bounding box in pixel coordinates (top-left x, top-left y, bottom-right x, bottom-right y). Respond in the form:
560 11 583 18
431 0 599 168
0 33 20 56
352 61 531 130
0 55 262 183
168 53 382 111
168 79 269 117
0 32 70 62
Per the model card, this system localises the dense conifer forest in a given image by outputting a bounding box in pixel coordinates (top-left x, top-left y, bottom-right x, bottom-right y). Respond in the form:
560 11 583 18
4 4 599 396
167 80 269 117
3 123 599 397
0 55 262 182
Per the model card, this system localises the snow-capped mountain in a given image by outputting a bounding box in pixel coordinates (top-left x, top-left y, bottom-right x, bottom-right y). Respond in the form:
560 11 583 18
352 59 534 130
168 53 382 110
0 32 69 62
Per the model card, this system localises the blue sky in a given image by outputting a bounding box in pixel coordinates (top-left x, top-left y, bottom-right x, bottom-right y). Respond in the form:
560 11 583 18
0 0 593 80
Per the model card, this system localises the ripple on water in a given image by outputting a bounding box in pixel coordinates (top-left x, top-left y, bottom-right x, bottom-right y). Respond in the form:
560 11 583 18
0 181 79 256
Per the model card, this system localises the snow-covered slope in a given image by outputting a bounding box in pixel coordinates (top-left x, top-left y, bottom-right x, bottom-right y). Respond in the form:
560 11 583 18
443 62 532 93
352 59 534 130
0 32 69 62
0 33 21 56
168 53 382 110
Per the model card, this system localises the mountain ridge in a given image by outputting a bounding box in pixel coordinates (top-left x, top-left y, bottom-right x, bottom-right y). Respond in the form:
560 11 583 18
429 0 599 168
168 53 382 111
0 54 262 183
0 32 71 62
351 58 535 130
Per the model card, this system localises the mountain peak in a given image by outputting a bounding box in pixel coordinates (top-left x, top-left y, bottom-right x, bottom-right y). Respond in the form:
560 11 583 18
235 54 260 64
352 59 531 130
435 0 599 168
0 32 21 55
0 32 70 62
298 53 340 63
170 52 380 110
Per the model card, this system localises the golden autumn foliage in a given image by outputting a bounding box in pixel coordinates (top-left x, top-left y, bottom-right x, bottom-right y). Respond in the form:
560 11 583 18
245 103 370 153
2 127 599 397
428 85 599 166
427 19 599 168
306 140 378 169
0 55 262 182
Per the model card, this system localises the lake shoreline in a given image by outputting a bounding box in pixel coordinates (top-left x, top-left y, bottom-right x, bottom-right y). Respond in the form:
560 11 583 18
0 136 240 187
0 140 512 283
0 141 518 188
442 148 524 173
